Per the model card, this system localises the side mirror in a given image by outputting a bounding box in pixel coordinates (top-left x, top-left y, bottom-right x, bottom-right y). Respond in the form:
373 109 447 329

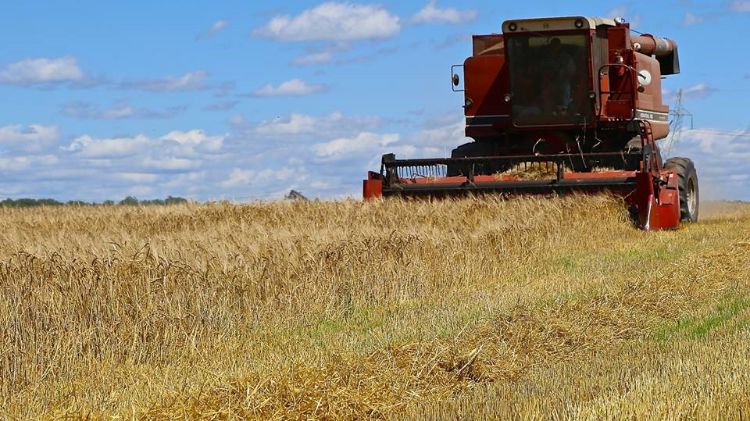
450 64 464 92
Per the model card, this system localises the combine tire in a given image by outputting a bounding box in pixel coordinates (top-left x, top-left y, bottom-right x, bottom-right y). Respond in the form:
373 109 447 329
664 157 699 222
446 142 506 177
447 142 480 177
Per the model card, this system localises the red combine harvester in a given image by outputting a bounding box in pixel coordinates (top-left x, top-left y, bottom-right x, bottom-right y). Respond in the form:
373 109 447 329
363 16 698 230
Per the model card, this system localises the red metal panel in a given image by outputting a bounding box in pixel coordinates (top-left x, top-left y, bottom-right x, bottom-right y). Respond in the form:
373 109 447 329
607 26 629 51
463 55 510 136
363 172 383 200
649 188 680 230
634 53 668 113
363 179 382 200
627 170 680 230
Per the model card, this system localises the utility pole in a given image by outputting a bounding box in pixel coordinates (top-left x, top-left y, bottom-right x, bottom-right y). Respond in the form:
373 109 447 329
665 89 694 157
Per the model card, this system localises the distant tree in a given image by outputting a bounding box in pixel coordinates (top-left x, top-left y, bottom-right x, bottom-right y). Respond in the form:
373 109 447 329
0 198 63 207
119 196 139 206
47 199 64 206
142 199 165 206
164 196 188 205
66 200 90 206
16 199 37 207
1 195 191 207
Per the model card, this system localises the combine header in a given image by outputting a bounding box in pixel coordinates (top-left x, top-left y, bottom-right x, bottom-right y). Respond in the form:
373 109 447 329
363 16 698 230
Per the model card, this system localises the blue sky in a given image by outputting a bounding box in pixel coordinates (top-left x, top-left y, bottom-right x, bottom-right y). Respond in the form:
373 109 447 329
0 0 748 201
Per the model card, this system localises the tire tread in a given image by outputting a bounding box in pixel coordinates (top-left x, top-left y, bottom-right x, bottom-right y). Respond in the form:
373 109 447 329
664 157 699 222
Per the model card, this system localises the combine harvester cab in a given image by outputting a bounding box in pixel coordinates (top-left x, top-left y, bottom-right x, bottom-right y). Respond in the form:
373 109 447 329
363 16 698 230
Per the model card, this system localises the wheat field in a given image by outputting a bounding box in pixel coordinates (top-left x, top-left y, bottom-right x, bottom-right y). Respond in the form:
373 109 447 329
1 196 749 419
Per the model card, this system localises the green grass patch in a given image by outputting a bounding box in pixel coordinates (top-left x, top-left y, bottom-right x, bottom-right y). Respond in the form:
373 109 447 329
654 296 750 342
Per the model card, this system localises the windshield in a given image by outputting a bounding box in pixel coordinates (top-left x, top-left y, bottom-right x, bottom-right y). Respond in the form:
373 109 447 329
506 33 591 126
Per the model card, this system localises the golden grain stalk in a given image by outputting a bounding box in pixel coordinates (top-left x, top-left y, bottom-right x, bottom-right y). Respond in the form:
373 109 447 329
0 197 748 419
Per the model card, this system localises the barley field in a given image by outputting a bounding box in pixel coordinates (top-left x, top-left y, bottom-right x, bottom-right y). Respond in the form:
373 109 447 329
1 196 748 419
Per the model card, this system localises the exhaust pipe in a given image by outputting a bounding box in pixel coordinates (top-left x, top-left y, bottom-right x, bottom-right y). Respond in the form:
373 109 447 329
631 35 677 56
631 35 680 75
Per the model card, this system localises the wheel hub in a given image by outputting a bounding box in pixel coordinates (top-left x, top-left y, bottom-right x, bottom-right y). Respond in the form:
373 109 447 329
687 179 696 217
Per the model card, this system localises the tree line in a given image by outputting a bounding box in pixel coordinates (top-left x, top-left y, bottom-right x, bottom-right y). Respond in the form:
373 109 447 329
0 196 189 208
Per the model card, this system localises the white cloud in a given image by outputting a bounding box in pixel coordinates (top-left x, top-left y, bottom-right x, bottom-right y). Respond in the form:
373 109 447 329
161 129 224 152
221 167 294 188
122 71 210 92
0 57 84 86
683 12 704 26
0 124 60 154
251 79 326 97
292 44 398 67
210 20 229 33
255 113 318 135
65 135 151 158
406 117 467 149
119 172 159 183
62 101 185 120
412 1 477 24
2 126 236 200
313 132 399 159
0 124 59 144
9 106 749 202
251 112 382 137
197 20 229 40
669 128 750 200
253 2 400 42
292 51 334 66
222 112 399 198
97 104 134 119
730 1 750 12
0 155 58 171
62 129 227 174
160 171 207 190
142 157 197 171
124 185 155 197
663 83 715 101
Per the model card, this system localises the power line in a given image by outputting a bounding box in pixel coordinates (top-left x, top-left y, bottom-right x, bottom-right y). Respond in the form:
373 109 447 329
666 89 692 156
679 129 750 137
